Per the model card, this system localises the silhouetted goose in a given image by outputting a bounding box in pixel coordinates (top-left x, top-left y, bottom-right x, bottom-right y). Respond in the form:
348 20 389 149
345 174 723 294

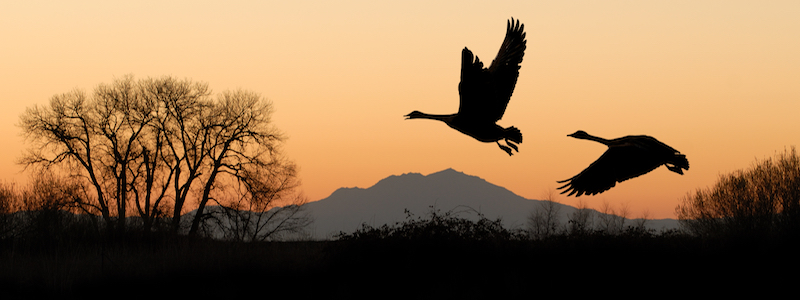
557 130 689 197
405 18 526 156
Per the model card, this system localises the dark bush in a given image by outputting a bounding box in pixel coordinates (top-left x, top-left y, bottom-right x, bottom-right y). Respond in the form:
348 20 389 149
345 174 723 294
677 147 800 239
335 206 526 242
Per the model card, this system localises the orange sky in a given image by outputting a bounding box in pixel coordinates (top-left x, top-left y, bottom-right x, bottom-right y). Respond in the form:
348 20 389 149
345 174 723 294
2 1 799 219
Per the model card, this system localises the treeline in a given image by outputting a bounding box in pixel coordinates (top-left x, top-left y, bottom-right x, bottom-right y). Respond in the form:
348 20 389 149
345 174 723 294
11 75 308 239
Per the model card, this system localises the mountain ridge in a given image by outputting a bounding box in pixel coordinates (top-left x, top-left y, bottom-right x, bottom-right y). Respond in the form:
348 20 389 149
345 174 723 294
303 168 680 239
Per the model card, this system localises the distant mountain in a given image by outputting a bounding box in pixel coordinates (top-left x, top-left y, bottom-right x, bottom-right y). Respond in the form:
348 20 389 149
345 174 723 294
303 168 680 239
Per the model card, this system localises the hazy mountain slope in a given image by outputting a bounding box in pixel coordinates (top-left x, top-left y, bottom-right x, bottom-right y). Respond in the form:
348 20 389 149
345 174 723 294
303 168 679 238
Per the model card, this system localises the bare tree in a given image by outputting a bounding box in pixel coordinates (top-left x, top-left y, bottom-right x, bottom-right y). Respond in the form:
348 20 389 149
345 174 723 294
188 89 289 236
18 171 95 239
527 190 563 239
567 200 595 235
208 166 311 241
19 89 114 225
677 147 800 238
213 159 310 241
597 200 628 235
0 181 21 239
92 75 158 232
19 75 305 236
139 76 212 232
631 209 651 232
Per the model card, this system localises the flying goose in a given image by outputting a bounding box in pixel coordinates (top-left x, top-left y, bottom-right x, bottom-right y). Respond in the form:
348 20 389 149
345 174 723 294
558 130 689 196
405 18 526 155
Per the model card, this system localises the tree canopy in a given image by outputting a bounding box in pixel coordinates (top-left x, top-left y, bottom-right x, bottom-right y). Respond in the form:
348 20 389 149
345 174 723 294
19 75 307 238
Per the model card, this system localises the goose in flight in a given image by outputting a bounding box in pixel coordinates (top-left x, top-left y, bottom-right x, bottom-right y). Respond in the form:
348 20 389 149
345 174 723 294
557 130 689 197
405 18 526 156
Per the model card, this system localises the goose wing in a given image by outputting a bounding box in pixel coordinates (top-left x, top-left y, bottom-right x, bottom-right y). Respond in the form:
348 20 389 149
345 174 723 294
557 145 662 197
486 18 526 121
458 18 526 123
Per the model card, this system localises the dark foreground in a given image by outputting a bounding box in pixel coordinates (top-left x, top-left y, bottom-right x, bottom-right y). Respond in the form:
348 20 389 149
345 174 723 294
1 232 797 298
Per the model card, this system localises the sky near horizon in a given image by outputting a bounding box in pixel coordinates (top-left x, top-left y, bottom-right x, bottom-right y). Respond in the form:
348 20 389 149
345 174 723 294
2 1 799 219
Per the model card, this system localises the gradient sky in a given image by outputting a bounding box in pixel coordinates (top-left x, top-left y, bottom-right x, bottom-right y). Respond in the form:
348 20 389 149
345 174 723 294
2 1 799 219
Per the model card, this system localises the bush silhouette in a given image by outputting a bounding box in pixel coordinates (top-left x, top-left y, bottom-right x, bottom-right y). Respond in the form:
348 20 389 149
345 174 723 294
335 206 525 242
677 147 800 240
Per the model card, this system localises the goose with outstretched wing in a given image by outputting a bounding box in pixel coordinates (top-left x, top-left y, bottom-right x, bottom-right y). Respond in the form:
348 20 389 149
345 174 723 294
557 130 690 196
405 18 526 155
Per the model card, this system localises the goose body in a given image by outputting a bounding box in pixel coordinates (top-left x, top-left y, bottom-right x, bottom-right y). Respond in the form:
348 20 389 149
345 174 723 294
405 18 526 155
557 130 689 197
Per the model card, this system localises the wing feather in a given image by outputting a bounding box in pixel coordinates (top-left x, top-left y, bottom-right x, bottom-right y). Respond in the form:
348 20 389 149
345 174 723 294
457 18 526 123
558 146 661 196
486 18 526 122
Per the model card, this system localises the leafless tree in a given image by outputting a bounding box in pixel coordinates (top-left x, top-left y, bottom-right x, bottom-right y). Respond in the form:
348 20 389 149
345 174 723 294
527 190 563 239
567 200 595 235
139 76 212 232
0 181 21 239
631 209 651 232
19 75 305 236
208 172 311 242
188 89 290 236
597 201 628 235
18 171 95 239
92 75 159 231
19 88 115 225
677 146 800 237
213 159 310 241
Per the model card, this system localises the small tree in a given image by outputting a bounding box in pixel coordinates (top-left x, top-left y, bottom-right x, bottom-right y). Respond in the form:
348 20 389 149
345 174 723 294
630 210 651 232
527 190 563 239
206 161 311 242
0 181 21 240
567 200 595 236
18 171 97 241
677 147 800 238
597 201 628 235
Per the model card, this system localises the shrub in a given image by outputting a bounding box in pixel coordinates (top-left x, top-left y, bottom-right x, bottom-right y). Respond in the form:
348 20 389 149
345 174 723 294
335 206 525 242
677 147 800 239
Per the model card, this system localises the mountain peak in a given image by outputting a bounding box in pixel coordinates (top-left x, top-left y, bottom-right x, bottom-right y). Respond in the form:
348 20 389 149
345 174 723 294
427 168 484 181
303 168 680 238
370 168 484 191
431 168 460 175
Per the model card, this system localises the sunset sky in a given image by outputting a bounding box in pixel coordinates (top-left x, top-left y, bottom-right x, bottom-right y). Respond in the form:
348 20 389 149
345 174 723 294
2 1 799 219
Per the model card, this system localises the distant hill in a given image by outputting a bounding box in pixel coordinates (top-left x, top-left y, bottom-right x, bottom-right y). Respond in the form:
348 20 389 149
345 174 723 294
303 168 680 239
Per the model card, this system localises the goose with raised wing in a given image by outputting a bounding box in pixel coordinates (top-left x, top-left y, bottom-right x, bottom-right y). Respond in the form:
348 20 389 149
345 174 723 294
557 130 689 197
405 18 526 155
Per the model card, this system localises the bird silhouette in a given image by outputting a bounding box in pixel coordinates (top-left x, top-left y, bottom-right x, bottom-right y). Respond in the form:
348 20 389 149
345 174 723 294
405 18 526 156
557 130 689 197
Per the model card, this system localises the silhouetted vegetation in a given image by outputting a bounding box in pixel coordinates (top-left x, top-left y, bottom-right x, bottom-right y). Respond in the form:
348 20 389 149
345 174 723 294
335 206 526 242
677 147 800 241
6 109 800 298
2 196 795 297
18 75 308 237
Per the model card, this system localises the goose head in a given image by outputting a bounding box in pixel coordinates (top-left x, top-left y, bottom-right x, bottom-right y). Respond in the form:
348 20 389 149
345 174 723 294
567 130 591 139
404 111 425 120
